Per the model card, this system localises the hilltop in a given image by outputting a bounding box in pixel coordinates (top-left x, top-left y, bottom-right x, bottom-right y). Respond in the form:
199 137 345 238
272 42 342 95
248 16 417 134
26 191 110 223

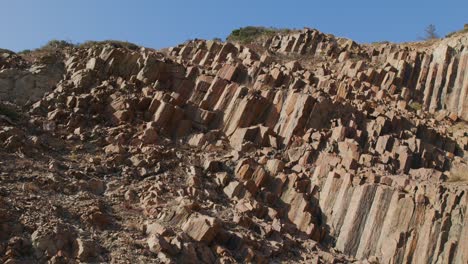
0 26 467 263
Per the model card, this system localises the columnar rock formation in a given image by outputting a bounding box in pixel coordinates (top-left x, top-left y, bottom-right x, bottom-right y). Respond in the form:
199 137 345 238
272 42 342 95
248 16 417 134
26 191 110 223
264 29 468 121
0 28 466 263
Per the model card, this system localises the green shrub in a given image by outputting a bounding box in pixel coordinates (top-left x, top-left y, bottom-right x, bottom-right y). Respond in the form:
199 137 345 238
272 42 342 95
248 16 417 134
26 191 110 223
40 40 75 50
29 39 140 53
78 40 139 50
19 40 75 59
0 48 15 54
0 104 20 121
370 40 390 45
18 49 32 54
409 102 422 111
445 24 468 38
227 26 292 44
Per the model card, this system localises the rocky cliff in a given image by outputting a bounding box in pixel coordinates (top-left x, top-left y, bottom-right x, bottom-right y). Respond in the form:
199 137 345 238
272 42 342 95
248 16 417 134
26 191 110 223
0 28 467 263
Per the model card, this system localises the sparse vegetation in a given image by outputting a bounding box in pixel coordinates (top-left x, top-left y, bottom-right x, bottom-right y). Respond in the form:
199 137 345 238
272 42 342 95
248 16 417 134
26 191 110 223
77 40 140 50
1 22 468 263
227 26 293 44
16 39 141 63
446 24 468 38
409 102 423 111
419 24 439 41
421 24 439 40
17 39 75 62
19 39 140 59
0 103 20 121
0 48 15 54
69 150 79 161
18 49 31 54
40 39 75 50
370 40 390 45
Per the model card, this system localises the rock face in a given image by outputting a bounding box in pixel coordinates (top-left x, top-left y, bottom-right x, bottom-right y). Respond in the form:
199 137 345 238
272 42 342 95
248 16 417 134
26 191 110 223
0 29 467 263
264 29 468 122
0 53 65 104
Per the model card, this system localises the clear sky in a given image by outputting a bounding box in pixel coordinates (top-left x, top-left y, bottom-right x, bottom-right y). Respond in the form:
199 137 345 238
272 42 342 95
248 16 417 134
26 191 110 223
1 0 467 52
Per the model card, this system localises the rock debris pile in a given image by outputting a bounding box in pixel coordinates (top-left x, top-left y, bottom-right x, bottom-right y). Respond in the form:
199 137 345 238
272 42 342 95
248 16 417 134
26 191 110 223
0 28 467 263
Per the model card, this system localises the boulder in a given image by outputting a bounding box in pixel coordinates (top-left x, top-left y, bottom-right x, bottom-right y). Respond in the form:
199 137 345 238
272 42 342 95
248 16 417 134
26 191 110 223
181 214 221 243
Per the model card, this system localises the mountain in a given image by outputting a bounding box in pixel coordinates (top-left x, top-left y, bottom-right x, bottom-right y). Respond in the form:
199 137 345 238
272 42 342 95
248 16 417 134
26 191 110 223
0 27 467 263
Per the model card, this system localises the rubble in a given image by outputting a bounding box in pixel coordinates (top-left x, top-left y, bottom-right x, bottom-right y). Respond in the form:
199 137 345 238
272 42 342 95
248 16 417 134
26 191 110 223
0 27 466 263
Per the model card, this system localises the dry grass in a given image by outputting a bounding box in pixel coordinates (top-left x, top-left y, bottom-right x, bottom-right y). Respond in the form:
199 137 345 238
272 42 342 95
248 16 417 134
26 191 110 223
18 39 141 63
447 165 468 182
446 24 468 38
78 40 140 50
409 102 423 111
227 26 296 44
18 40 73 63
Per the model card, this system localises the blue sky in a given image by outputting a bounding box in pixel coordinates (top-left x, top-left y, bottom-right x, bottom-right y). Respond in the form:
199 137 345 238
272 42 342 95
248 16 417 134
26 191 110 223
1 0 467 52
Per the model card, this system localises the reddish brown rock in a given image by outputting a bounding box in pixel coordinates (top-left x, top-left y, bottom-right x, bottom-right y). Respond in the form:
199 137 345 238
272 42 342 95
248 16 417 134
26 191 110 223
181 214 221 243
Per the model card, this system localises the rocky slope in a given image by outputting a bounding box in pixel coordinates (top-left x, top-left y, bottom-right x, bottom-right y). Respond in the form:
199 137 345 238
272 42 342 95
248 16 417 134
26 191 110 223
0 28 467 264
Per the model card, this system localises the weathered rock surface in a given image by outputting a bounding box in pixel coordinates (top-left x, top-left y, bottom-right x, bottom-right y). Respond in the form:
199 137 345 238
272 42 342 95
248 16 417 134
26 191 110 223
0 28 467 263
